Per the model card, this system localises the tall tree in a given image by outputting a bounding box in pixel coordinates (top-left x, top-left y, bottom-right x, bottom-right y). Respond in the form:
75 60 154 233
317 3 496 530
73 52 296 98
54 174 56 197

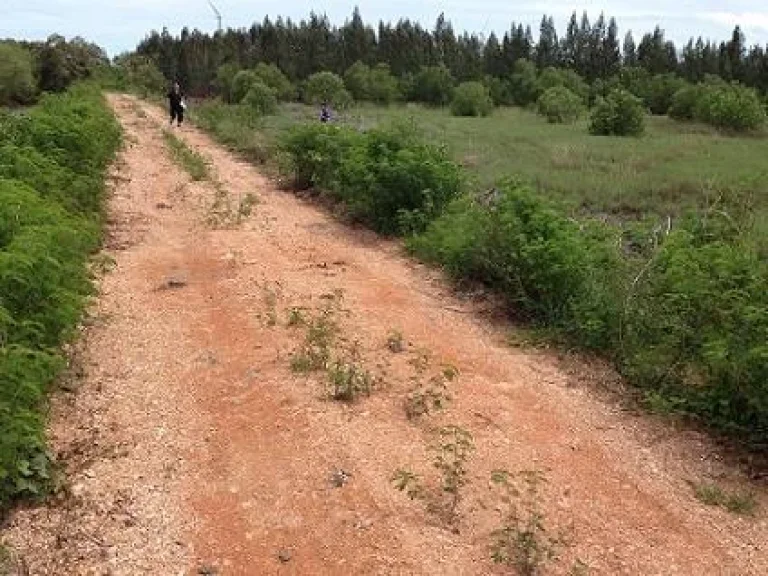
536 15 559 68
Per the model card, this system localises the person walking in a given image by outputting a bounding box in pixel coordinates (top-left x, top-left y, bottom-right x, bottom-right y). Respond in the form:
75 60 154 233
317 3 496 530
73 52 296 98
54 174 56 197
167 81 185 127
319 101 331 123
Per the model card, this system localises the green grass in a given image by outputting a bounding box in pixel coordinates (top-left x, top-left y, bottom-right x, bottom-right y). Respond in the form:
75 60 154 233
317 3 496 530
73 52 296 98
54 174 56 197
194 100 768 221
162 130 209 181
692 482 758 516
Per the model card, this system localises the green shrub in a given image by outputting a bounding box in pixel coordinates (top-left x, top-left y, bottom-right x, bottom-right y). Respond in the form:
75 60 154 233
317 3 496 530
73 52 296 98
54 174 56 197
483 75 512 106
111 54 167 97
0 43 37 105
537 86 584 123
508 59 541 106
231 70 260 104
0 84 120 507
538 67 589 103
343 61 371 101
450 82 493 117
303 71 353 109
589 89 646 136
253 63 294 101
645 74 688 115
368 64 400 104
280 122 462 235
411 65 455 106
214 63 240 103
243 81 278 115
693 82 765 131
668 84 703 120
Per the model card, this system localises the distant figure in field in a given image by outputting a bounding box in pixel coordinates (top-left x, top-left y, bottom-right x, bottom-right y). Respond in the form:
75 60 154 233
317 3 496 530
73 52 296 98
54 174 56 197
167 81 185 127
319 101 331 123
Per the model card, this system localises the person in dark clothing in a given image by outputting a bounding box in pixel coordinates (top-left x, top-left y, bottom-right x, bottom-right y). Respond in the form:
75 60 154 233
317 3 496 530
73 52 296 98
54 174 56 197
168 82 185 126
319 101 331 123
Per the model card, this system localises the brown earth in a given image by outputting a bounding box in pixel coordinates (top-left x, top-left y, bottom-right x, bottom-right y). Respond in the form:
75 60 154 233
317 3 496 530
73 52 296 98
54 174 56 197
1 94 766 575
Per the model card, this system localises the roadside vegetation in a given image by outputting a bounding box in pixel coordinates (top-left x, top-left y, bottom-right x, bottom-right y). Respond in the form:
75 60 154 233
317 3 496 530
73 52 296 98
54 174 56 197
0 84 121 508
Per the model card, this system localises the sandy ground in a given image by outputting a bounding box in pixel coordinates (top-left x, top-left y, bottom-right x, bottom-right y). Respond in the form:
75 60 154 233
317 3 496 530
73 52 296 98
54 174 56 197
1 94 766 575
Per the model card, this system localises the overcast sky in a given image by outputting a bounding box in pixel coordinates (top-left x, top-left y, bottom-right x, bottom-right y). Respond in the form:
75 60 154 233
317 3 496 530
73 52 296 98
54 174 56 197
4 1 768 57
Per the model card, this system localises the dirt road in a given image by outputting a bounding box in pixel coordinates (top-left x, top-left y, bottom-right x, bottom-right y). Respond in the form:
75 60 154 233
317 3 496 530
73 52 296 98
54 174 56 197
2 95 766 575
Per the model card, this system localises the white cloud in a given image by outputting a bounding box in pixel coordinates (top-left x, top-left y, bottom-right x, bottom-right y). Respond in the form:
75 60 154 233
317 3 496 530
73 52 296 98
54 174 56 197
701 11 768 32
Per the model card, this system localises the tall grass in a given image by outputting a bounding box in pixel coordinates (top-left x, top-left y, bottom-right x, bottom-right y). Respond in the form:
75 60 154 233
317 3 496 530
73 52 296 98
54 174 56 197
0 84 121 508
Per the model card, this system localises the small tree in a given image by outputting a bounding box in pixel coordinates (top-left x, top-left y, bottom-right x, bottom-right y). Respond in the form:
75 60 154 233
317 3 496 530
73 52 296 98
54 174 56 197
0 42 37 105
304 71 352 109
231 70 260 103
253 63 294 101
508 59 541 106
343 61 370 101
368 64 400 104
668 85 702 120
411 65 455 106
589 89 645 136
215 63 239 103
694 82 765 131
538 67 589 103
645 73 688 115
243 81 278 115
450 82 494 117
537 86 584 123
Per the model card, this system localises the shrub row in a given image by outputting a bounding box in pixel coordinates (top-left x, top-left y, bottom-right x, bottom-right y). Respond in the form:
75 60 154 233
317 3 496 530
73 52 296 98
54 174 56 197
280 122 462 235
410 182 768 444
0 84 121 507
669 80 765 131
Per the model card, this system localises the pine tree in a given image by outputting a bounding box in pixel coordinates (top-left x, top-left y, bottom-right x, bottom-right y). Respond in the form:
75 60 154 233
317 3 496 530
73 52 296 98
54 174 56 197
623 31 637 66
536 15 559 69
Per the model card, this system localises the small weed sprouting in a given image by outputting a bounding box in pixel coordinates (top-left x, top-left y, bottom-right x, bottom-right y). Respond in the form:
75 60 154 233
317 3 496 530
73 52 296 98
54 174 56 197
327 359 373 402
289 310 337 373
238 192 258 219
387 330 406 353
409 348 431 374
431 425 474 522
391 468 424 500
692 482 758 516
287 307 307 327
442 364 459 382
405 376 451 420
91 253 117 275
490 469 560 576
163 130 209 181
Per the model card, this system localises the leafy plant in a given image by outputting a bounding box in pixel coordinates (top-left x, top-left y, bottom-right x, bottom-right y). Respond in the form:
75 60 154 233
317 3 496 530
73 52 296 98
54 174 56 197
386 330 405 352
404 376 451 419
410 65 455 106
327 359 374 402
253 62 295 101
303 71 353 109
391 468 424 499
692 482 758 516
243 82 278 116
589 88 645 136
431 425 474 521
537 86 584 124
451 82 494 117
163 130 209 181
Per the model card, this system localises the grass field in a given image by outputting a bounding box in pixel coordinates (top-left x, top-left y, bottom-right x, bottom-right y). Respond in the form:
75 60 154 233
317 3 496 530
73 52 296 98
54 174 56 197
195 100 768 221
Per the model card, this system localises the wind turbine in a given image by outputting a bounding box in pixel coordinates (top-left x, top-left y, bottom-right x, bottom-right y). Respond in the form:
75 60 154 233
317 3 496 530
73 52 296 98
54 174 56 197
207 0 222 32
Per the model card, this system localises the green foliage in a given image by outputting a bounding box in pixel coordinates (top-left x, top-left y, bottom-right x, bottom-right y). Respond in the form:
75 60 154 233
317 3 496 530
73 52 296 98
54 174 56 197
163 130 209 181
645 73 688 114
280 121 462 235
111 54 167 97
343 61 371 100
214 63 240 103
253 63 295 101
411 65 455 106
668 84 703 120
589 88 646 136
231 70 260 104
693 82 765 131
0 42 37 106
0 84 120 508
450 82 493 117
303 71 353 109
537 67 589 103
537 86 584 124
367 64 400 104
508 59 541 106
243 81 278 116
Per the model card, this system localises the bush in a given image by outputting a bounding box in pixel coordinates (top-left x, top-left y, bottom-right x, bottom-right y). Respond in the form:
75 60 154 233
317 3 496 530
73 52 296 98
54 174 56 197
0 43 37 105
508 59 541 106
482 75 511 106
589 89 645 136
253 63 294 101
243 82 278 115
368 64 400 104
645 73 688 115
280 122 462 234
343 61 370 101
538 67 589 103
0 84 121 507
693 82 765 131
214 63 240 103
450 82 494 117
411 65 455 106
111 54 167 97
303 71 353 109
231 70 260 104
668 84 703 120
537 86 584 124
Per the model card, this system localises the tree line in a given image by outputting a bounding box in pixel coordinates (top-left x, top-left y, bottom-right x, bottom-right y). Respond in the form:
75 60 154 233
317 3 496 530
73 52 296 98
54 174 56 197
134 8 765 96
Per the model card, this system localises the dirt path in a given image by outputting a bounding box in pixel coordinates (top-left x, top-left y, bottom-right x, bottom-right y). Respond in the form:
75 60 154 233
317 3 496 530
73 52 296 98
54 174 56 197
2 94 766 575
